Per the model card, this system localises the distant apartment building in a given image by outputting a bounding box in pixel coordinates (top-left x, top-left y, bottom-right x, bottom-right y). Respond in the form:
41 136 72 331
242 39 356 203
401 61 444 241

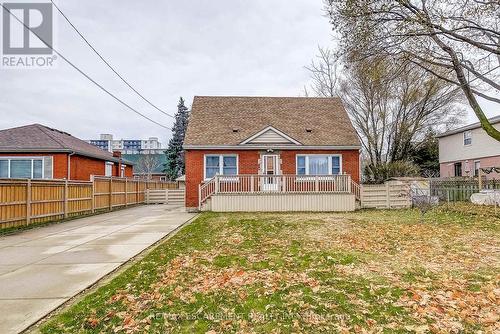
438 115 500 179
88 134 164 154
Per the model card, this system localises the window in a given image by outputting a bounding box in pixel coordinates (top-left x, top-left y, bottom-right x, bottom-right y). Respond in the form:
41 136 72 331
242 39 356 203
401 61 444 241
297 156 306 175
0 157 51 179
332 156 341 175
463 131 472 145
204 155 238 179
454 162 462 177
296 155 342 175
474 161 480 177
105 162 113 177
309 156 329 174
0 160 8 178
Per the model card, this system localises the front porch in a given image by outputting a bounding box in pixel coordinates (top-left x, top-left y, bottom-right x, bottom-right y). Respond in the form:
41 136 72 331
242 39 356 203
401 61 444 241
199 174 360 212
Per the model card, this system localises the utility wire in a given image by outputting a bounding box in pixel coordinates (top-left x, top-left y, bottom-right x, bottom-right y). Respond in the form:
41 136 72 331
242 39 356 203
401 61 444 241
0 4 171 130
50 0 175 119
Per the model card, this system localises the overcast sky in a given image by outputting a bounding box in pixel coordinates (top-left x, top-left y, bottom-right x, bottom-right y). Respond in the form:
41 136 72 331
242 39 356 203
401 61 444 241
0 0 497 146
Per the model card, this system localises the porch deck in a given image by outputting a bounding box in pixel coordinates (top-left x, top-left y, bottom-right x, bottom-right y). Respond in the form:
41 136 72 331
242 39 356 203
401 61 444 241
199 174 360 212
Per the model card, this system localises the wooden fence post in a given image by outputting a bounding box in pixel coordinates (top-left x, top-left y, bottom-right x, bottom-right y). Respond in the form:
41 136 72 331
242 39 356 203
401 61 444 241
91 175 95 213
125 178 128 207
64 179 69 219
386 182 391 209
109 177 113 211
136 180 139 204
26 179 31 226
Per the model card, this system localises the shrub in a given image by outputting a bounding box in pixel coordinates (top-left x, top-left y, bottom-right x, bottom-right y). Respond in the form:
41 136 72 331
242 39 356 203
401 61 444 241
364 161 421 184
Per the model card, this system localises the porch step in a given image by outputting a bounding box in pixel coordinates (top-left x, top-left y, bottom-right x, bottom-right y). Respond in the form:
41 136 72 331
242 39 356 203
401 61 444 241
200 198 212 211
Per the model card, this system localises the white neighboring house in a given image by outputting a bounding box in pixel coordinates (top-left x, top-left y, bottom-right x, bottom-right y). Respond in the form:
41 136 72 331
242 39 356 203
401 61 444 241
437 115 500 178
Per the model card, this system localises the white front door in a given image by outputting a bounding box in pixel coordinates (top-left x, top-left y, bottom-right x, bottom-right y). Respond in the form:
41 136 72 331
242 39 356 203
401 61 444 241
261 155 280 191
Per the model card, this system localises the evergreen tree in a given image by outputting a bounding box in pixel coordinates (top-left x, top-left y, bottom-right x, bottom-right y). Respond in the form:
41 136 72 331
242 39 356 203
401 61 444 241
164 97 189 180
410 130 440 177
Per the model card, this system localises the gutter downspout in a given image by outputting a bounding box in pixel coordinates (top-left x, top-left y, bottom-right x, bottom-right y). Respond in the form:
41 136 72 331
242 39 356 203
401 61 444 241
67 152 75 180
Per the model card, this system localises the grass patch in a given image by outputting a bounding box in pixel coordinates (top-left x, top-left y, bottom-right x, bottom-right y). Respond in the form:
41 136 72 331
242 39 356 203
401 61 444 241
41 204 500 333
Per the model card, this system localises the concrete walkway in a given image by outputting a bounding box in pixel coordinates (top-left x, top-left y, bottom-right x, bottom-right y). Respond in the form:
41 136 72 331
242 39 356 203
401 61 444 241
0 205 196 333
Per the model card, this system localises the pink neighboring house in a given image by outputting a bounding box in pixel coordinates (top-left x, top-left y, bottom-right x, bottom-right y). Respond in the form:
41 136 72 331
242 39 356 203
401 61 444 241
438 115 500 179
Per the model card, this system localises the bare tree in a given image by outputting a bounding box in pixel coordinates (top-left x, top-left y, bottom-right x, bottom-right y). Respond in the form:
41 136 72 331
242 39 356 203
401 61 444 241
338 58 464 166
136 154 162 180
305 46 339 97
326 0 500 141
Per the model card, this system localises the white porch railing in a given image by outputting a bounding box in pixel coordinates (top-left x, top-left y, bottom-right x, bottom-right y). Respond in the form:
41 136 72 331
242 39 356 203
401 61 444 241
199 176 216 208
199 174 360 207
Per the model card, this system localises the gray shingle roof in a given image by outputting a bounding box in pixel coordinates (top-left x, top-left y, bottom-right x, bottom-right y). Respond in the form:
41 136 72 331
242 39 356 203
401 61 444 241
0 124 125 162
184 96 360 147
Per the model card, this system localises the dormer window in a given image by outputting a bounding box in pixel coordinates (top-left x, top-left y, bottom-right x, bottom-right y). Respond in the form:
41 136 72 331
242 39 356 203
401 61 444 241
463 130 472 145
306 128 312 133
232 128 240 133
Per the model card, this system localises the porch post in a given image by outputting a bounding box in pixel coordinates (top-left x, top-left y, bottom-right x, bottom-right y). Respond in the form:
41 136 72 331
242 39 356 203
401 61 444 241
315 176 319 192
198 184 202 210
215 175 219 193
282 175 286 192
250 175 254 193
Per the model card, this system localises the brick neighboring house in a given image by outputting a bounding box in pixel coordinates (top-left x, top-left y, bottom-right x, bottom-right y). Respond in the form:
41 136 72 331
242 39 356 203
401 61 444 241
183 96 361 211
438 115 500 179
0 124 134 181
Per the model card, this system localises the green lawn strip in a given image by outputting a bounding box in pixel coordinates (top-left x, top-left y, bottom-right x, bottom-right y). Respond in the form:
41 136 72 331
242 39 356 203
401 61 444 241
40 207 499 333
40 213 221 333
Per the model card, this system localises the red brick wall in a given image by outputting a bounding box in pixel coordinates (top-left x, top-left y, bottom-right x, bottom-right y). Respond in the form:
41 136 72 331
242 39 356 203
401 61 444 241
70 155 106 181
124 165 134 178
114 162 135 178
185 149 360 209
440 156 500 179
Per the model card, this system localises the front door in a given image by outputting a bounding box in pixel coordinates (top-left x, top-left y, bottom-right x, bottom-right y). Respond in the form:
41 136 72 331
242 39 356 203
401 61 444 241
261 155 280 191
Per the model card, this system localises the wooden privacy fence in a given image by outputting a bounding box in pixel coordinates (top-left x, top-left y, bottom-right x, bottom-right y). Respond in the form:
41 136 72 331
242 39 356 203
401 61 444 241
361 181 412 209
0 176 178 229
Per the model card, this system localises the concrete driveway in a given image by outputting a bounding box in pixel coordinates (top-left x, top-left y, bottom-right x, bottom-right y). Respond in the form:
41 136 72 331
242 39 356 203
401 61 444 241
0 205 196 333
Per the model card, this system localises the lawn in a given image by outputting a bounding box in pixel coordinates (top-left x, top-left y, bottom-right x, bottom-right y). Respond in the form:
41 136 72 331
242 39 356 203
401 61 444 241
41 204 499 333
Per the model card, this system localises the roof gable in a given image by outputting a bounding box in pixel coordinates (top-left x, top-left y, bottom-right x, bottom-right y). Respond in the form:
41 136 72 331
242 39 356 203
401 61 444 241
184 96 361 148
240 126 302 145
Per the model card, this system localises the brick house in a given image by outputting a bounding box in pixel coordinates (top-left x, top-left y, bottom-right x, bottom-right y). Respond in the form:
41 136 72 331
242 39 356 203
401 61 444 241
0 124 133 181
438 115 500 179
183 96 361 212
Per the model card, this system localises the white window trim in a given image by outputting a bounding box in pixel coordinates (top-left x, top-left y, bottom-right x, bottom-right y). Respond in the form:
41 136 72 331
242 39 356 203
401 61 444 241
296 154 343 175
463 131 472 146
0 156 49 179
203 154 238 180
260 154 281 175
105 161 114 177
